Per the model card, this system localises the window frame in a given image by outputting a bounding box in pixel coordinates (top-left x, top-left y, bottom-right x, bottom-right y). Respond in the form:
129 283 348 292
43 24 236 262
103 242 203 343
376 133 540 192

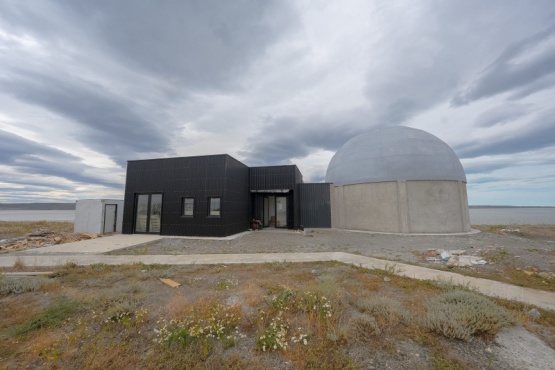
181 197 195 217
208 196 221 217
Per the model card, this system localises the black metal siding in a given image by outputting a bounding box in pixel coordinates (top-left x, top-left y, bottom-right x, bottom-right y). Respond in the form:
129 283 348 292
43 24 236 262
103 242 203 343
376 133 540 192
123 154 249 237
249 165 301 191
298 183 332 228
222 156 250 236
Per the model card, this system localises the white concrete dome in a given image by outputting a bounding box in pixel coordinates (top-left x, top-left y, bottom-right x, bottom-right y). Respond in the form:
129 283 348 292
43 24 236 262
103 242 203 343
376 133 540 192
325 126 466 186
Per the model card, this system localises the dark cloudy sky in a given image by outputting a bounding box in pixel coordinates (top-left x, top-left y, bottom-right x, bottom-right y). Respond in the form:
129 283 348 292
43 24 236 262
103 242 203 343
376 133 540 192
1 0 554 206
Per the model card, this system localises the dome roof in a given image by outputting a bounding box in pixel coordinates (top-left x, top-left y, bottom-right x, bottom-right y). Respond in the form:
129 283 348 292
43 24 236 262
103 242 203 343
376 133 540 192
325 126 466 186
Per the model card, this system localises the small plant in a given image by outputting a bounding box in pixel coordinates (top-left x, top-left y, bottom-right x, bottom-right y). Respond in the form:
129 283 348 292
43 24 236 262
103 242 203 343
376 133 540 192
295 291 333 320
266 286 333 320
349 314 381 342
354 295 411 325
155 304 243 353
269 286 295 310
13 257 25 271
0 277 42 295
424 290 514 341
132 246 148 255
104 298 146 329
256 311 289 352
215 277 238 290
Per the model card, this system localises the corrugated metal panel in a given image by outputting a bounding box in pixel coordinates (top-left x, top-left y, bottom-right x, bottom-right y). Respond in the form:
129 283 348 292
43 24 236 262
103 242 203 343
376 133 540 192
123 154 249 237
249 165 301 191
298 183 332 228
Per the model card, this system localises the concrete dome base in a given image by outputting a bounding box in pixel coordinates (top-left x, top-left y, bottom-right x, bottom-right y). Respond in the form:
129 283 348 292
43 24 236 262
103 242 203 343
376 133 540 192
331 180 470 233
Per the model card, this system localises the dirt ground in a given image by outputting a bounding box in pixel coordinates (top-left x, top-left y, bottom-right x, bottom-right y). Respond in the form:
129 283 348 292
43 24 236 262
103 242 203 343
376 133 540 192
0 221 102 254
109 225 555 292
2 262 554 369
2 224 555 368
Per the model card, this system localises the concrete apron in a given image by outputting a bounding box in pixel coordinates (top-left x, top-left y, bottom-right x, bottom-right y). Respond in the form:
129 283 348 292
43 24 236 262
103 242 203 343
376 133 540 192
1 252 554 311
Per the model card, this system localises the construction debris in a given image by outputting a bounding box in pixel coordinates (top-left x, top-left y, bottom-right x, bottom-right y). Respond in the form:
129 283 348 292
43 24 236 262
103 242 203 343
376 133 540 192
0 231 102 252
159 278 181 288
424 248 487 268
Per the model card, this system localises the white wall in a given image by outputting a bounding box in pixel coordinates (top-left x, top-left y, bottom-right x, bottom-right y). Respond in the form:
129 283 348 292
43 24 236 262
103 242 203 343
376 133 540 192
74 199 124 234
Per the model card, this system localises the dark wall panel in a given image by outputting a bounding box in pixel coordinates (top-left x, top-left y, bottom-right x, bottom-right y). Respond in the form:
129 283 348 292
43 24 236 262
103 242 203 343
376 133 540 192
298 183 332 228
123 154 249 237
249 165 301 191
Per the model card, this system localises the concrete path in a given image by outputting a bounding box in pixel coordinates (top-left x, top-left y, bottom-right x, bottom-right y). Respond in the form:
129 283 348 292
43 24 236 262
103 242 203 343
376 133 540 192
12 234 163 254
1 251 554 311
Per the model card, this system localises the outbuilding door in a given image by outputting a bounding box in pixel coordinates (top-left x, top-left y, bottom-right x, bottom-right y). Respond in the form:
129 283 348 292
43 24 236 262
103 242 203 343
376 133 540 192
103 204 117 233
134 193 162 233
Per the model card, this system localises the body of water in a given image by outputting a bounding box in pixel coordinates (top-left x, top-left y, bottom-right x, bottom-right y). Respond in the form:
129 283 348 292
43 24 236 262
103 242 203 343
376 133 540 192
0 210 75 222
0 208 554 225
469 207 555 225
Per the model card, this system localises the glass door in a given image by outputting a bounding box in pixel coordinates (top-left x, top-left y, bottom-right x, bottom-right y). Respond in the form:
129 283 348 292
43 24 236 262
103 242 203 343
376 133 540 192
149 194 162 233
275 196 287 228
134 193 162 233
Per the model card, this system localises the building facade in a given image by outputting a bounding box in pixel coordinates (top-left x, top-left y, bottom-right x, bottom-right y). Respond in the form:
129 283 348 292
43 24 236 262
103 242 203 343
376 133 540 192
122 154 332 237
122 126 470 237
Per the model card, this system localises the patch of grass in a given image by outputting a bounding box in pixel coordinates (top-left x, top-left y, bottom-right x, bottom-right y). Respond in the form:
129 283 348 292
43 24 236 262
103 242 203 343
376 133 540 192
132 246 148 255
424 290 514 341
445 267 555 292
0 277 43 295
214 278 238 290
0 221 74 239
13 297 82 336
473 224 555 238
264 261 290 270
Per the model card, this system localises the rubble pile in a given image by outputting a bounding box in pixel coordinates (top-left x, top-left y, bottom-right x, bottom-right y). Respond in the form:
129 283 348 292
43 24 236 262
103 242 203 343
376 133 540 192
423 248 488 268
0 229 102 252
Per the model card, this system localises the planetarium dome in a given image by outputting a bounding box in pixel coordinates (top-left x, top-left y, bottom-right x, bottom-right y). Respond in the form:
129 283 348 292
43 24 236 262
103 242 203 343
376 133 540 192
325 126 466 186
326 126 470 233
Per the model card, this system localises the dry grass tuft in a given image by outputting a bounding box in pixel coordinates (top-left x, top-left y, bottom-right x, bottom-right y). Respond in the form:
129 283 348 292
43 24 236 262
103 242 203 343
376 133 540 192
166 293 189 319
13 257 26 271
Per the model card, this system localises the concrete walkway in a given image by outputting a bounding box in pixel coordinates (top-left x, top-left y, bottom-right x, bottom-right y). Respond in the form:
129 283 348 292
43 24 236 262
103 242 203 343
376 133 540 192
2 247 555 311
12 234 163 254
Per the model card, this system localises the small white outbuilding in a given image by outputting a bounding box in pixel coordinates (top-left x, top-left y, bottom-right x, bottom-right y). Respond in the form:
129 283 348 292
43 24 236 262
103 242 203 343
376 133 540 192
74 199 124 234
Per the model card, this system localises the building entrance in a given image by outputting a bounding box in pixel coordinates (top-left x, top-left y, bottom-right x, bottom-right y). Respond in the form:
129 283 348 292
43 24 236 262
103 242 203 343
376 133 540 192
262 195 287 228
134 193 162 233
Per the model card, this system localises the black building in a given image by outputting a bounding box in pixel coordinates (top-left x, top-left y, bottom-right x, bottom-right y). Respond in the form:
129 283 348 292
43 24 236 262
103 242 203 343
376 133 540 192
122 154 331 237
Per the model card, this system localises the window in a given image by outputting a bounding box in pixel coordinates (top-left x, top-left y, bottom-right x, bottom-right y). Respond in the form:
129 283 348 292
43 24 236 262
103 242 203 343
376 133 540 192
182 197 194 217
209 197 221 216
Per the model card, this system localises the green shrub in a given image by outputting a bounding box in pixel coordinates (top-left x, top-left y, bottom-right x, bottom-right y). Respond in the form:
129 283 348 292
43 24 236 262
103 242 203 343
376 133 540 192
424 290 513 341
14 297 81 336
0 277 42 295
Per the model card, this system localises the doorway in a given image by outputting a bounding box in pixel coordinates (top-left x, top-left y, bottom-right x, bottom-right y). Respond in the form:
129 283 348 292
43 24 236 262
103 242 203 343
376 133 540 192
134 193 162 233
261 195 287 228
103 204 117 233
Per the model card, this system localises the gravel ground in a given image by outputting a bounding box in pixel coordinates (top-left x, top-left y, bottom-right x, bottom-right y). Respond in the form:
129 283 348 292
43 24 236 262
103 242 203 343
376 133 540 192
108 228 555 274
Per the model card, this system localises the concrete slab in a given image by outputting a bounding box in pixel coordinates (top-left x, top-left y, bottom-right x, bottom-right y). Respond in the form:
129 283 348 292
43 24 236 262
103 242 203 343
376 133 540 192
1 251 554 311
12 234 163 254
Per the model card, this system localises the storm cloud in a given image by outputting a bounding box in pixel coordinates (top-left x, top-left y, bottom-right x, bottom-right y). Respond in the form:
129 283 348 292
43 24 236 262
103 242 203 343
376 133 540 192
0 0 554 205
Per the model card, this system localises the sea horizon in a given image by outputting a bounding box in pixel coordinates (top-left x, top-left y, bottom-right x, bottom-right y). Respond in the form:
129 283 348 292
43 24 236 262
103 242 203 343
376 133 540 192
1 207 555 225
